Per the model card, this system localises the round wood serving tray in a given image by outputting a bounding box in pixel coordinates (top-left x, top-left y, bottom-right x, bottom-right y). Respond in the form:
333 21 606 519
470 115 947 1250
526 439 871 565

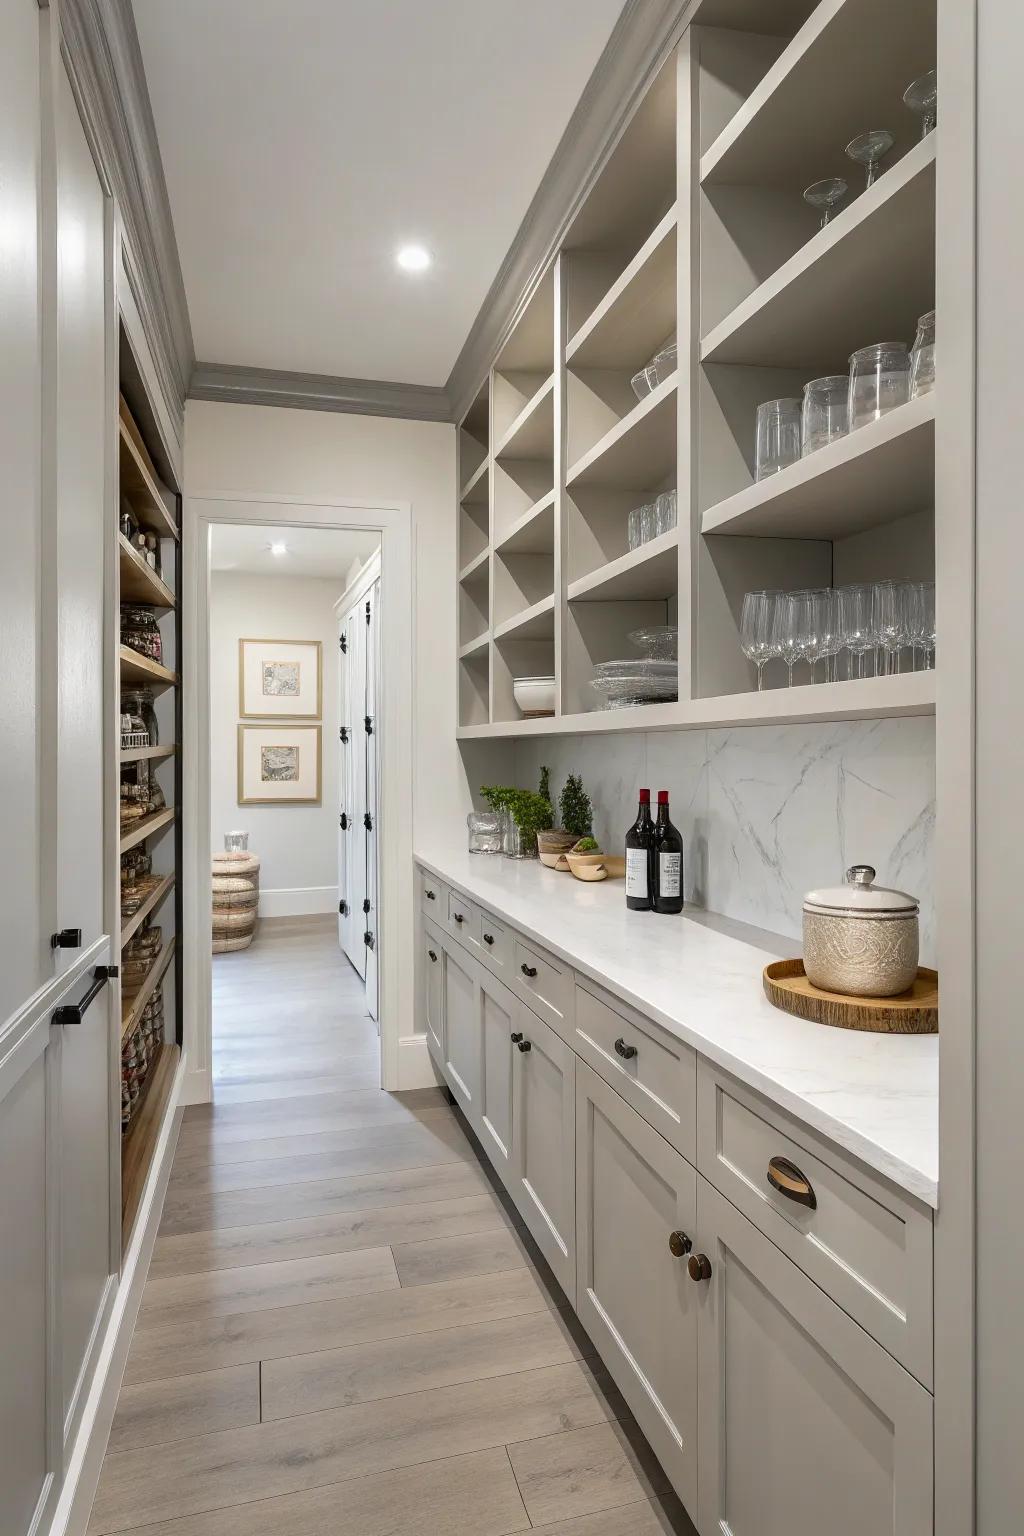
763 959 938 1034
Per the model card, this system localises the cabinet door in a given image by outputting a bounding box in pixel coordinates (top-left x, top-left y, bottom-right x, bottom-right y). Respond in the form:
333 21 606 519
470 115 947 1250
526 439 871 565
441 940 479 1122
55 55 108 974
512 1004 575 1303
422 922 444 1067
339 602 366 979
575 1061 697 1509
476 967 516 1181
695 1175 933 1536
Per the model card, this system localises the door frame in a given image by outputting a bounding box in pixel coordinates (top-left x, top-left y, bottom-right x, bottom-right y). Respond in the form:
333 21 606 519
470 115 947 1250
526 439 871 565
181 492 415 1102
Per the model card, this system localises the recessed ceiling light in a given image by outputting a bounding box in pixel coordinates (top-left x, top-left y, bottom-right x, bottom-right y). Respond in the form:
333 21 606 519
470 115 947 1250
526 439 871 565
269 541 288 556
396 243 431 273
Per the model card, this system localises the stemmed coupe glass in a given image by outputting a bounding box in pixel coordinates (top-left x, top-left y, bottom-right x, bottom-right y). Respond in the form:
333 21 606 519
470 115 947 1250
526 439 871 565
845 130 895 189
904 69 937 138
802 177 848 229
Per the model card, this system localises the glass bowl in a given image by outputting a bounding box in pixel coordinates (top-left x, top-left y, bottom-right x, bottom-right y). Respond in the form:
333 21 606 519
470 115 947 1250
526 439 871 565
628 625 678 660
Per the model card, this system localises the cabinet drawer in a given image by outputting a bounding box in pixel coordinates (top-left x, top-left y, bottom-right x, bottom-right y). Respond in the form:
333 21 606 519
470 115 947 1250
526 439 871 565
418 868 448 919
447 890 481 951
697 1062 933 1387
478 911 511 975
512 934 573 1042
574 979 696 1162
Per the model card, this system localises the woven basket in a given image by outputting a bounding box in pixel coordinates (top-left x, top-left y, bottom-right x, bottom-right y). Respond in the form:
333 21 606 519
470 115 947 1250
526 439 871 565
212 908 257 934
213 932 255 953
212 852 260 888
211 878 259 910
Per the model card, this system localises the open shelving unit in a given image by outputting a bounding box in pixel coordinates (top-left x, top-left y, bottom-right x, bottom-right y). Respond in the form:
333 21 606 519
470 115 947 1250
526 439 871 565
454 0 939 738
115 376 182 1245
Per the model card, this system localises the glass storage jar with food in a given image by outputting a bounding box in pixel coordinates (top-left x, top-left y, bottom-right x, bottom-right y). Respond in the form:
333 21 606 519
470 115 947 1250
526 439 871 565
121 605 163 664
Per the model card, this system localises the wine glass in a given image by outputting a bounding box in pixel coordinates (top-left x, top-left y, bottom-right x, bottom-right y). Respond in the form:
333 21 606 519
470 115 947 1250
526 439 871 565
800 588 837 683
740 590 778 691
872 580 909 675
904 69 937 138
771 592 803 686
839 583 874 679
845 130 895 190
803 176 848 229
907 581 936 669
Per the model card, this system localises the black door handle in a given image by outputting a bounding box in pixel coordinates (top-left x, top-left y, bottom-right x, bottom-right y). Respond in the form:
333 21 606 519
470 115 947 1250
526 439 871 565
510 1031 523 1043
517 1039 532 1052
453 912 464 924
614 1037 637 1060
428 949 438 962
520 963 537 978
483 932 494 945
425 889 436 900
54 965 116 1025
51 927 83 950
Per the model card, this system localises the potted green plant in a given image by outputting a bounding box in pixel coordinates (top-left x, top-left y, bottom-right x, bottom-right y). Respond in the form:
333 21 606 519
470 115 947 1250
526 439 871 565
480 785 519 857
507 789 552 858
536 765 577 866
559 774 594 841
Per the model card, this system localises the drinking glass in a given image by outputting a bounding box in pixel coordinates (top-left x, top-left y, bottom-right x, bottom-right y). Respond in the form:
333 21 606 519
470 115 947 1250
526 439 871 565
771 592 803 686
839 583 875 679
820 587 843 682
755 398 802 480
907 580 936 668
627 504 645 551
845 130 894 189
910 309 935 398
798 588 837 683
654 489 678 537
872 580 909 675
849 342 911 430
904 69 937 138
801 376 849 455
803 176 848 228
740 590 778 691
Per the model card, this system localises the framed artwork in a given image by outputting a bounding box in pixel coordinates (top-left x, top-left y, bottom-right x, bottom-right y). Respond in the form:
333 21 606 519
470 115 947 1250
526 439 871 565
239 637 322 719
237 724 322 805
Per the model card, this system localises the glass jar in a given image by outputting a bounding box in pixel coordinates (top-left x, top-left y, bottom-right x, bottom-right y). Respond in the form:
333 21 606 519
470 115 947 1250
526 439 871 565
755 398 802 479
848 342 910 430
801 376 849 456
120 606 163 664
224 831 250 852
909 309 935 398
467 811 501 855
502 812 525 859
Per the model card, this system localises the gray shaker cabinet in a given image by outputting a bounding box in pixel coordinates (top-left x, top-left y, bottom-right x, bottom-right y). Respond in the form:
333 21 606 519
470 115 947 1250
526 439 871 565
510 1005 576 1303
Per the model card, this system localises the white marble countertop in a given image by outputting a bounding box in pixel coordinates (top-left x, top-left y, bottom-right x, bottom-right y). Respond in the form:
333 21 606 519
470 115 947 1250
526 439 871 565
415 849 938 1208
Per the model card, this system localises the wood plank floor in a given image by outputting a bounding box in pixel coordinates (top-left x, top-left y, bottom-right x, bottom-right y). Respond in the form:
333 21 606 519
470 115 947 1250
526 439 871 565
90 915 695 1535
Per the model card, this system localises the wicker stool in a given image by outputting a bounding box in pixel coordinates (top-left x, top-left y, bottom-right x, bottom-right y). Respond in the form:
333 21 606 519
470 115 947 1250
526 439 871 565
211 853 261 953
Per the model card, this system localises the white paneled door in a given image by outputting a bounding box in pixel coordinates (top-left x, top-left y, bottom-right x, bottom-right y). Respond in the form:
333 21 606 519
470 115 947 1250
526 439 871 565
336 555 381 1019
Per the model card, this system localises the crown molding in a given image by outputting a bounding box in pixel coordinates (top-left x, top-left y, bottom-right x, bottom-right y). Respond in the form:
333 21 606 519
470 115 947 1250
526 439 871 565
188 362 451 424
445 0 695 422
59 0 194 430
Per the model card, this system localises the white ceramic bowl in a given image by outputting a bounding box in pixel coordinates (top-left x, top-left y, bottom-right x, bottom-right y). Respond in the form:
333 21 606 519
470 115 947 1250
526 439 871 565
513 676 555 716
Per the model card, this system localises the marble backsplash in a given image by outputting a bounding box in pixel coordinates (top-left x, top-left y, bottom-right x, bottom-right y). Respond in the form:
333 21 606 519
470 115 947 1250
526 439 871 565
513 717 936 964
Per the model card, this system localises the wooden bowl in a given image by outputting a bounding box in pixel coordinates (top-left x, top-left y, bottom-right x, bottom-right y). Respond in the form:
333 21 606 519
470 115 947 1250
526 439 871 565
566 854 608 882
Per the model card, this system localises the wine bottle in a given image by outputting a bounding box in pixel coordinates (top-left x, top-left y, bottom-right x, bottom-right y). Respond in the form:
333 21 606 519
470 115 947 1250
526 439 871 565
652 790 684 914
625 789 653 911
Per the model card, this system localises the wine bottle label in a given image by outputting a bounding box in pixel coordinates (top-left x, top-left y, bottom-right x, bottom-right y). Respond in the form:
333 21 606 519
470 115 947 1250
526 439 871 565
625 848 649 897
659 851 682 898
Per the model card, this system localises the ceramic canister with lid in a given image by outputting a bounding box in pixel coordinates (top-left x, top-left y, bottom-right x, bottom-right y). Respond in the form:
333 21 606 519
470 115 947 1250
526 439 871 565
802 864 919 997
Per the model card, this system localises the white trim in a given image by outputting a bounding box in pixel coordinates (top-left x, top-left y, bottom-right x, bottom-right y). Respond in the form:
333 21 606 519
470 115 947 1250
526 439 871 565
184 491 426 1102
48 1053 184 1536
258 886 338 918
333 546 382 617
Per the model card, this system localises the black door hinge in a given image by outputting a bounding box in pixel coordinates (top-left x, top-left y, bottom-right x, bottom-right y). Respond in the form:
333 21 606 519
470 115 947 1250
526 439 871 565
340 812 349 830
364 715 373 736
363 930 375 950
365 599 371 624
339 725 349 743
340 633 348 653
363 811 373 831
339 900 348 916
362 897 371 914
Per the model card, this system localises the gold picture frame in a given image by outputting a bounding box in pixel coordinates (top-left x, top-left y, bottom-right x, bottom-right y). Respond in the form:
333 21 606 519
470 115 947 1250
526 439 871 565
238 637 323 719
237 723 322 805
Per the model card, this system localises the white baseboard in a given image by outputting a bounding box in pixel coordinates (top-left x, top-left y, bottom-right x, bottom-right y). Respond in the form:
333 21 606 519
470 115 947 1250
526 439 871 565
49 1055 185 1536
259 885 338 918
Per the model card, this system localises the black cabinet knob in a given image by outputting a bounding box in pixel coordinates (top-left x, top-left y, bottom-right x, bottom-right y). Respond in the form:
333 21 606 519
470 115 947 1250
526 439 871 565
668 1230 692 1259
614 1037 637 1060
425 889 436 900
687 1253 712 1283
428 949 437 963
517 1039 532 1053
483 932 494 945
453 912 464 924
520 963 537 978
51 928 82 950
510 1031 523 1043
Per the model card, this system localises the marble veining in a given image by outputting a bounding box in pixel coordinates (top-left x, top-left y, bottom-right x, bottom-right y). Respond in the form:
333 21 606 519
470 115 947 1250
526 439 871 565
514 716 936 963
416 849 938 1206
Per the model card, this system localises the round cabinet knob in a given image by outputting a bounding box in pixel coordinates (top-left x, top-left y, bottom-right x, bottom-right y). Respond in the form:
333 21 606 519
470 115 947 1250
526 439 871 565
668 1230 692 1259
425 889 435 900
483 933 494 945
687 1253 712 1283
614 1038 637 1060
517 1039 532 1053
510 1032 523 1043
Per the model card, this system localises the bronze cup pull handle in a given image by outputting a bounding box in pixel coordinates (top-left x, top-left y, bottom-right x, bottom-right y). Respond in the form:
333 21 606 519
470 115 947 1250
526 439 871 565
767 1156 817 1210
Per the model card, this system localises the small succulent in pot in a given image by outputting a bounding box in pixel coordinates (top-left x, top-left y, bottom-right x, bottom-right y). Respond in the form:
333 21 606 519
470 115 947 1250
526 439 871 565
572 836 601 853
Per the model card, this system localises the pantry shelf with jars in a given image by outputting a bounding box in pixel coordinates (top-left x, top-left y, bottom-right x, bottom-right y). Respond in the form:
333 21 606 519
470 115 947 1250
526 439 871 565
116 369 183 1244
454 0 942 740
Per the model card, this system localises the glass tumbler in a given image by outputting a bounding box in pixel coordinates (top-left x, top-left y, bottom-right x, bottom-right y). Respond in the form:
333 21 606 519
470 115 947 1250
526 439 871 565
467 812 501 854
848 343 910 430
755 398 802 480
801 376 850 456
910 310 935 398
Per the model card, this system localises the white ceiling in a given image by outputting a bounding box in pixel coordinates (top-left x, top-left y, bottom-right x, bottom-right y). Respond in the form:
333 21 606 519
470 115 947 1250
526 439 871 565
132 0 626 386
210 523 380 580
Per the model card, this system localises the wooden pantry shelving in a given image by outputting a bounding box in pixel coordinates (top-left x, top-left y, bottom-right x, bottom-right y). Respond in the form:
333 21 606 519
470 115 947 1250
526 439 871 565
453 0 940 738
119 645 177 689
119 806 176 855
120 872 175 948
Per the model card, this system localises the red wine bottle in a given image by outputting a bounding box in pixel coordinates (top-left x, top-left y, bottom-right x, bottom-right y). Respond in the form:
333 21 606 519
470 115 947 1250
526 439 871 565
625 789 653 911
652 790 684 914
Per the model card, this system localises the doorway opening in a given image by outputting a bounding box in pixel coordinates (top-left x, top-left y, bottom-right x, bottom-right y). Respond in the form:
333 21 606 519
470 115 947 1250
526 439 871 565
207 521 383 1102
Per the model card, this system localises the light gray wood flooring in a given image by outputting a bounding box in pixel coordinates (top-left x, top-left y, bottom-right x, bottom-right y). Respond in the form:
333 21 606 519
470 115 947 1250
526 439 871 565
89 915 694 1534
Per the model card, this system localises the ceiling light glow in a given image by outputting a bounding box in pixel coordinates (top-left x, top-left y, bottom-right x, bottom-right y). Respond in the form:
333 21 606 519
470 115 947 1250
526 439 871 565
396 243 431 273
269 542 288 556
